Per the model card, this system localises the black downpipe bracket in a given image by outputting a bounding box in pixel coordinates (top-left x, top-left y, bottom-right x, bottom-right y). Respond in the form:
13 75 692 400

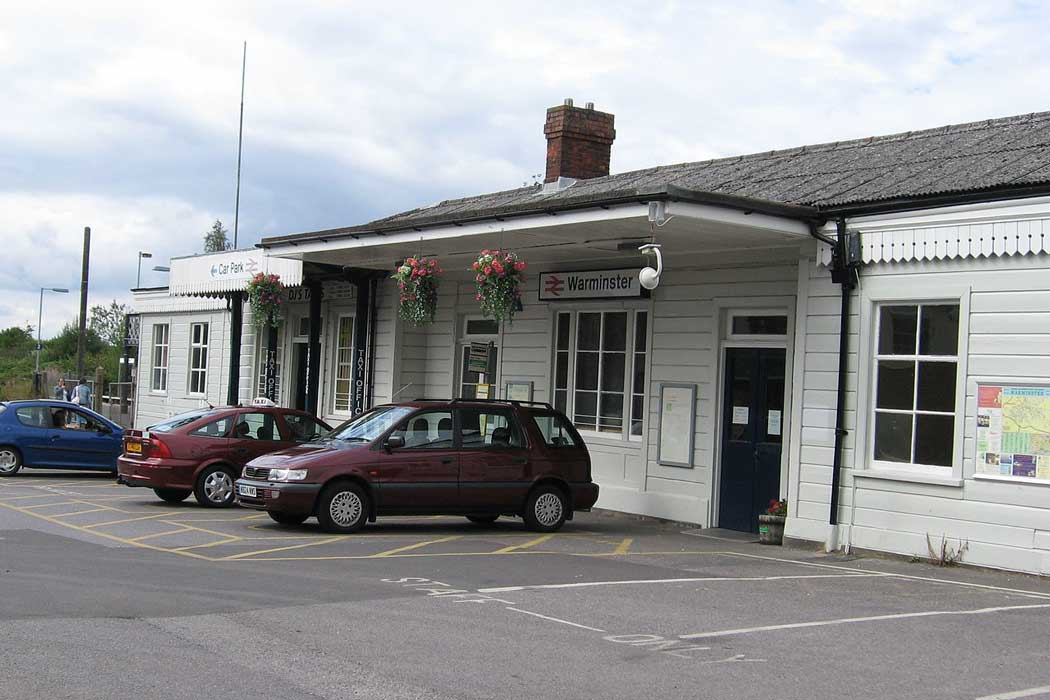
828 218 858 528
226 291 243 406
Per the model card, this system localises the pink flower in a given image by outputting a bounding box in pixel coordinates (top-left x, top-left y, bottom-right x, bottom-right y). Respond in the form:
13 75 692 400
484 266 492 275
475 294 482 301
481 249 490 256
514 262 525 271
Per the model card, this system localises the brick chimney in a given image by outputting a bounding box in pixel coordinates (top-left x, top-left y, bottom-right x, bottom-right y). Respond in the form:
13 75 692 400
544 99 616 183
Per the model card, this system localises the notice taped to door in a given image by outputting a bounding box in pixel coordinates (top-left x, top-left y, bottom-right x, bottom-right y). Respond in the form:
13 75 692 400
976 385 1050 482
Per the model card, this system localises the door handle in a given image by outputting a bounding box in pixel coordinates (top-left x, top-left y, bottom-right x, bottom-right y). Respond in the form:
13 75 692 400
440 458 454 465
512 457 529 465
51 435 60 441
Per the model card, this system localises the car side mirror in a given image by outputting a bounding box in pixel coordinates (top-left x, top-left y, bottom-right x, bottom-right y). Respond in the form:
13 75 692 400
384 435 405 452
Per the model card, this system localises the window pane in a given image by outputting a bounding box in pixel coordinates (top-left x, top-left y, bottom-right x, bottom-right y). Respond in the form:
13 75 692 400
915 414 954 466
236 413 281 441
878 306 917 355
876 360 915 410
555 351 569 388
577 313 600 351
574 391 597 429
633 353 646 394
874 412 912 463
731 315 787 335
458 409 522 449
602 313 628 351
600 352 625 392
634 312 648 352
554 389 567 413
391 411 455 449
919 305 959 356
598 393 623 431
631 395 644 437
466 319 500 336
917 361 957 412
576 352 599 391
556 313 571 351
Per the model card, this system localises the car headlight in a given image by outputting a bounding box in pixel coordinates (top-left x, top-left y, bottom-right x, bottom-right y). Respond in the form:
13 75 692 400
269 468 308 482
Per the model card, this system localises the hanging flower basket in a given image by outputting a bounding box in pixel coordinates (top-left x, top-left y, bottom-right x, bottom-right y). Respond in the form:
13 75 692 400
392 257 442 326
246 272 286 328
472 249 526 323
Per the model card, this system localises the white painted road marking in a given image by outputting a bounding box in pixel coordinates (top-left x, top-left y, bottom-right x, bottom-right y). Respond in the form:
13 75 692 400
976 685 1050 700
478 572 888 593
506 607 606 633
679 602 1050 640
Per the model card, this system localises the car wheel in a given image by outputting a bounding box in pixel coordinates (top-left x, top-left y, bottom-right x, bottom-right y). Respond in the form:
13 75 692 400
194 465 236 508
466 514 499 525
268 511 309 526
523 484 568 533
0 447 22 477
153 488 192 504
316 482 369 533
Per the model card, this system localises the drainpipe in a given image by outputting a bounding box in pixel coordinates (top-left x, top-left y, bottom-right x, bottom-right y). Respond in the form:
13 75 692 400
827 217 857 550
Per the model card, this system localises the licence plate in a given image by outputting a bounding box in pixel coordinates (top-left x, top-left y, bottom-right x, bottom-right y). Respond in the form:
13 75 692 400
237 484 257 498
126 442 142 454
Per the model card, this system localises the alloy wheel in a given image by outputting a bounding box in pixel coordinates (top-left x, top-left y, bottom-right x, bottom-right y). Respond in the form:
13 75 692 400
204 471 233 503
534 492 563 527
329 490 363 527
0 449 17 474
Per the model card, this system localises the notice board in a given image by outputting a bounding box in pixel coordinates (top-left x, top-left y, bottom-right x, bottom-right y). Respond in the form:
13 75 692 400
976 384 1050 482
658 383 696 468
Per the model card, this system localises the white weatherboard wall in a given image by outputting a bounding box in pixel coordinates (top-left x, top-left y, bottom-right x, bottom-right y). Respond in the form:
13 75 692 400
786 204 1050 576
383 249 801 525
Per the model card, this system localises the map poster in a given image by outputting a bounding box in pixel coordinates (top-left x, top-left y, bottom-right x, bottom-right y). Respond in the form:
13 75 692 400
976 385 1050 482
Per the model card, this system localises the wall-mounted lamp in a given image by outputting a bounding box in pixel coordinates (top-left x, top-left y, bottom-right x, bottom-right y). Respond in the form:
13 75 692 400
638 243 663 290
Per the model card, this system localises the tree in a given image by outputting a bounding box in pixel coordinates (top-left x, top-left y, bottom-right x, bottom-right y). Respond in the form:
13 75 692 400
204 219 232 253
88 301 131 347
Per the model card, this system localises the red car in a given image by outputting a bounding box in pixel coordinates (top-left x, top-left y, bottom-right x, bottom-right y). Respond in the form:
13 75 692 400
117 402 331 507
234 399 598 532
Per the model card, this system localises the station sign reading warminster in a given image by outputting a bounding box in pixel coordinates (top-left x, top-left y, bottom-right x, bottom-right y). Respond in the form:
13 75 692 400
538 268 643 301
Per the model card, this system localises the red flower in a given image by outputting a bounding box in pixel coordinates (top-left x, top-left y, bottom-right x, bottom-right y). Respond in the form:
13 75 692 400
472 262 479 270
484 266 492 275
514 261 525 271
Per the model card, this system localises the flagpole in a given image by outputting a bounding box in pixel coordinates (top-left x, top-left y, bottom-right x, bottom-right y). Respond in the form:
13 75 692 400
233 40 246 249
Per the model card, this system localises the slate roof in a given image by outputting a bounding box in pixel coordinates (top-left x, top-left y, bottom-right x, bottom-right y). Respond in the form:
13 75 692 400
263 110 1050 245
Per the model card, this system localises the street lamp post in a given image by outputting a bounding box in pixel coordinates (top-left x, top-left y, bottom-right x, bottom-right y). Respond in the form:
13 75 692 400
136 251 153 288
36 287 70 375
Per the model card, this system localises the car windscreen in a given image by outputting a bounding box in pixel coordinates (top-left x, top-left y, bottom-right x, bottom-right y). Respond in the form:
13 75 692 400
149 409 224 433
328 406 415 443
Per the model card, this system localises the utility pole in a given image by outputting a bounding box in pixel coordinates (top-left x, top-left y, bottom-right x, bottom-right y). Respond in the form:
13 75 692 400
233 40 246 249
76 226 91 380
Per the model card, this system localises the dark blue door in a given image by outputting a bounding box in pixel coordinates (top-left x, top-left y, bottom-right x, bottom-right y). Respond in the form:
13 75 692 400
46 408 121 469
718 348 785 533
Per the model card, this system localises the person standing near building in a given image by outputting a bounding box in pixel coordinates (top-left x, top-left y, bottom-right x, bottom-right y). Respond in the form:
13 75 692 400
53 378 69 402
72 378 91 408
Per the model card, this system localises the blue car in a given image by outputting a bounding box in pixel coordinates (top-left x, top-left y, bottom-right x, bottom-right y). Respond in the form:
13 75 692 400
0 400 124 476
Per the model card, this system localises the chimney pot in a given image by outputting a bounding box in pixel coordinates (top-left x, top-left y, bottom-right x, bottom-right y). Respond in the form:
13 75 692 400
543 101 616 183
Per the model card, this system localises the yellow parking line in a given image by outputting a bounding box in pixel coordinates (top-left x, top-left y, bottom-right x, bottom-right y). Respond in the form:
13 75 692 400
129 528 193 542
239 549 716 562
0 493 72 502
221 535 349 560
0 501 213 560
493 534 554 554
613 537 634 555
372 535 463 557
173 537 243 552
48 507 113 518
82 512 180 528
21 500 85 510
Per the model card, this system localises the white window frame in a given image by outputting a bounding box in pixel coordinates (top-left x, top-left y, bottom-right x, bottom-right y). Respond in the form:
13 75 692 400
551 305 650 443
150 323 169 393
855 282 970 482
331 314 355 415
187 322 209 396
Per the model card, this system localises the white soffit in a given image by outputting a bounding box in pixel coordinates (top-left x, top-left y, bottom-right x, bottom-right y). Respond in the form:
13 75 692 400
169 250 303 296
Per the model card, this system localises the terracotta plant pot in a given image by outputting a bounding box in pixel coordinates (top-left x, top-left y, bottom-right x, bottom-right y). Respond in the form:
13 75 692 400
758 514 785 545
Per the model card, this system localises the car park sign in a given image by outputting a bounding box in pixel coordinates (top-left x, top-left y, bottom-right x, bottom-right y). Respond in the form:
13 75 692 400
538 268 645 301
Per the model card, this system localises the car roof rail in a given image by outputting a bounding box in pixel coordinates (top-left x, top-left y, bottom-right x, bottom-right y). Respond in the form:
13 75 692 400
450 397 555 411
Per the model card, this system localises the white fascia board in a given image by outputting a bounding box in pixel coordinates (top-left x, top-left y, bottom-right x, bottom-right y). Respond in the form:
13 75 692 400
665 201 812 238
837 195 1050 232
263 204 652 258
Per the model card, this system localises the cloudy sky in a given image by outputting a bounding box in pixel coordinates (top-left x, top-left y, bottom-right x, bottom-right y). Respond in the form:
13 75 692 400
1 1 1047 337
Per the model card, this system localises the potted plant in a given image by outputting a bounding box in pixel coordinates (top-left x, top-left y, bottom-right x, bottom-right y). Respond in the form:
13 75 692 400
246 273 285 328
392 257 442 326
758 498 787 545
471 249 526 322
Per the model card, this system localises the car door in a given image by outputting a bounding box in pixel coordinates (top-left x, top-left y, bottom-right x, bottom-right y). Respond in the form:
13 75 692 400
456 406 531 510
46 407 117 469
375 409 459 512
12 405 57 466
228 411 289 468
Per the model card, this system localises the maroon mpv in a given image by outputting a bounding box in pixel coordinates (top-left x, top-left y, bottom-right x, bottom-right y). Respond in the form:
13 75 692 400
117 404 331 507
234 399 598 533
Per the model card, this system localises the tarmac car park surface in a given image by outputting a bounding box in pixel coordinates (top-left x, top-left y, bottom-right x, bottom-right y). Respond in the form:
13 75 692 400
2 471 1050 700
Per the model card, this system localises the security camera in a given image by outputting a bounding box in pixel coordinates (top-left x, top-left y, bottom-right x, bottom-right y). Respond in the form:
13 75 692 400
638 243 663 290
